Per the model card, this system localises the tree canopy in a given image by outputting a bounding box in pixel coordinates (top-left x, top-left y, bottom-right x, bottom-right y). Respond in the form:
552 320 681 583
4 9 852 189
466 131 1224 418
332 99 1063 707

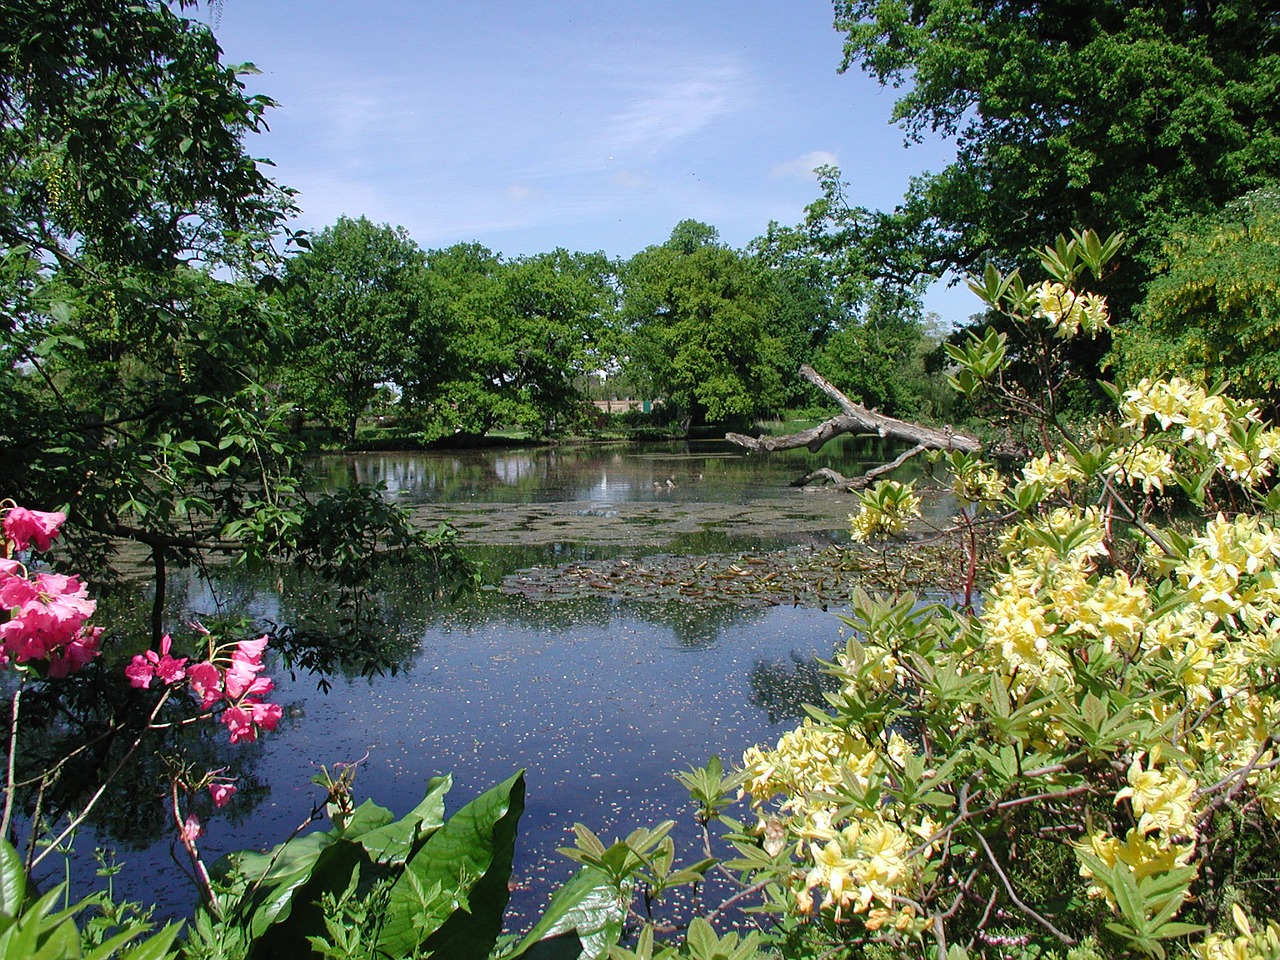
1111 186 1280 406
279 216 428 442
0 2 468 645
1 0 300 576
414 244 615 438
622 221 790 428
828 0 1280 311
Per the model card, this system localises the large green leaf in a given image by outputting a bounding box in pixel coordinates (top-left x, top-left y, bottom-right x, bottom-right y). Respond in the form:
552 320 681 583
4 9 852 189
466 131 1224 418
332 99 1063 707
353 775 451 865
0 841 24 919
248 839 371 956
376 770 526 960
211 798 390 930
505 866 626 960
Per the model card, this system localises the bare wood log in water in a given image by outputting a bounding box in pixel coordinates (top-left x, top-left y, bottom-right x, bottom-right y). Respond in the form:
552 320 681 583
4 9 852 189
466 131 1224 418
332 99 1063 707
790 443 930 491
728 365 981 456
730 366 982 490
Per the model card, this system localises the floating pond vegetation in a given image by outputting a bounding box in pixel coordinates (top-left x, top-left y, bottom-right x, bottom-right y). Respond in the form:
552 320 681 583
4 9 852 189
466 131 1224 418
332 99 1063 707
501 536 976 608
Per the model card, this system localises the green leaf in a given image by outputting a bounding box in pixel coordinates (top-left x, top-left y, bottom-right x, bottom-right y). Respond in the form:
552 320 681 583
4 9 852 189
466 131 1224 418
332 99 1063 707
354 775 451 865
506 866 626 960
0 841 25 918
246 839 371 954
377 771 526 960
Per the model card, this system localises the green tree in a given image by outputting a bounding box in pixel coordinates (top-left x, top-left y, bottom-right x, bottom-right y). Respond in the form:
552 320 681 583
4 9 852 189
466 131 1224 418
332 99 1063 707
279 216 428 442
622 221 789 431
1111 186 1280 408
816 290 934 417
0 2 467 644
752 200 938 417
1 0 300 589
818 0 1280 398
420 245 615 437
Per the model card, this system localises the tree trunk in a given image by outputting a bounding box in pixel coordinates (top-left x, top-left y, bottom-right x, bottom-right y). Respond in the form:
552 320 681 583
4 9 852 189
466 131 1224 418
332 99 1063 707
727 365 981 490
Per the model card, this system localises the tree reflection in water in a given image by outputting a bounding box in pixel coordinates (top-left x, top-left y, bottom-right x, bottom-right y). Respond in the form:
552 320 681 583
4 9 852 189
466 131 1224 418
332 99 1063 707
749 651 838 723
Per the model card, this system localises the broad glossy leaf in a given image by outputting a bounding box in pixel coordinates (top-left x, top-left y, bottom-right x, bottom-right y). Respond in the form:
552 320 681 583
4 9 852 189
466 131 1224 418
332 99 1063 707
0 841 24 918
355 775 451 865
507 866 626 960
377 771 525 960
248 839 371 951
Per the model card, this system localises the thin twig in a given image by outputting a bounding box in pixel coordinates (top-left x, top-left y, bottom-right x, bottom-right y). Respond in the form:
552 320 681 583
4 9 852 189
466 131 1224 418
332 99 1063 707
1 682 23 842
171 779 216 912
29 688 173 871
701 877 774 925
971 826 1075 945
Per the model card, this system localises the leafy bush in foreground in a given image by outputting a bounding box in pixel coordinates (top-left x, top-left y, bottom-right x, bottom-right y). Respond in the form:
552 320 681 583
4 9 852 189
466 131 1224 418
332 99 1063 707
726 233 1280 959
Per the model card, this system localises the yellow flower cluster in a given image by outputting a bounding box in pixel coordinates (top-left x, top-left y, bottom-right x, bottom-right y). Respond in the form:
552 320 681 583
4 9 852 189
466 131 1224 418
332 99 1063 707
1103 443 1176 494
951 459 1006 505
848 480 921 542
1119 378 1280 485
1032 280 1110 338
1074 827 1196 908
1194 906 1280 960
1020 451 1085 494
1115 755 1197 836
740 379 1280 944
799 817 913 915
741 720 877 816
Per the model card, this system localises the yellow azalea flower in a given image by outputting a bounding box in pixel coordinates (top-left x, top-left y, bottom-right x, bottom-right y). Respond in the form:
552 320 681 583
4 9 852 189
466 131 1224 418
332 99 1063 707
1104 443 1176 494
1076 828 1196 907
849 480 921 542
1115 758 1198 836
1019 451 1084 494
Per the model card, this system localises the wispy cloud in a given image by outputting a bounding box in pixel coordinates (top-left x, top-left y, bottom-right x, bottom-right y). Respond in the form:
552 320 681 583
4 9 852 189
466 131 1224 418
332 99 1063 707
505 183 540 202
592 56 749 165
771 150 838 180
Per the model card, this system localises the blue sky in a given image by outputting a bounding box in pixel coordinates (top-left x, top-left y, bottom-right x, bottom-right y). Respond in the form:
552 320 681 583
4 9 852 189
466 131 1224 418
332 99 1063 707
206 1 972 319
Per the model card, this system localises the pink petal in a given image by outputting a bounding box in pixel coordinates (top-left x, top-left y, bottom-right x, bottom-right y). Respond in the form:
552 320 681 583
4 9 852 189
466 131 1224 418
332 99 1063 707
125 656 156 689
181 813 203 843
3 508 66 552
209 783 238 808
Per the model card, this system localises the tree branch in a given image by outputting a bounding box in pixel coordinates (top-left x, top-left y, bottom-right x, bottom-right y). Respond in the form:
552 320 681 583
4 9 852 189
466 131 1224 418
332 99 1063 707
728 365 980 457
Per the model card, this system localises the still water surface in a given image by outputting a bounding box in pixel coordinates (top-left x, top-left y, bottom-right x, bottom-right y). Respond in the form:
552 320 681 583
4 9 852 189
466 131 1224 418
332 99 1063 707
94 438 930 925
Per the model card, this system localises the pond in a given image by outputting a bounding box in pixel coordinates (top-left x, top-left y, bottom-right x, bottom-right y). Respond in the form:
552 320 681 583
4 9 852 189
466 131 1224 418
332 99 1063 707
71 437 948 928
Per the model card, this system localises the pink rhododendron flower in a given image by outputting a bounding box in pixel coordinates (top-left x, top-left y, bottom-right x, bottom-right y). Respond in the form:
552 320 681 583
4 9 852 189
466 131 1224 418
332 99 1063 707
0 574 37 608
122 627 280 746
186 661 224 708
125 655 155 688
181 813 203 842
210 783 237 808
234 635 269 663
3 507 66 552
30 573 95 622
223 658 261 699
125 634 188 688
47 627 102 678
221 705 257 744
0 507 99 676
250 700 282 732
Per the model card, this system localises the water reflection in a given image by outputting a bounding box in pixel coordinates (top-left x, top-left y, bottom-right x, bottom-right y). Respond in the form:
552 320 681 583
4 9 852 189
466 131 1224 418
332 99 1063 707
71 436 952 927
749 652 840 724
314 437 923 508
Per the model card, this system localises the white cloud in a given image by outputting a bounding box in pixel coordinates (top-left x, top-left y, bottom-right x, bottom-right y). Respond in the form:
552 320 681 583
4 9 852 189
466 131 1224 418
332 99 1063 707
593 57 748 166
770 150 839 180
611 170 646 189
505 183 540 202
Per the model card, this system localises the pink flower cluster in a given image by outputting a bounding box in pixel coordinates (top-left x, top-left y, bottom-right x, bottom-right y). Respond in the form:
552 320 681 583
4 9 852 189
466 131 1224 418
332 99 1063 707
1 506 101 677
4 506 66 553
127 633 283 745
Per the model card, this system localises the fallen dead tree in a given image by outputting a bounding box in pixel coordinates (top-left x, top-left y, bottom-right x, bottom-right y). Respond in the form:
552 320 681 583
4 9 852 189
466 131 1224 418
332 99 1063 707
726 365 981 490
